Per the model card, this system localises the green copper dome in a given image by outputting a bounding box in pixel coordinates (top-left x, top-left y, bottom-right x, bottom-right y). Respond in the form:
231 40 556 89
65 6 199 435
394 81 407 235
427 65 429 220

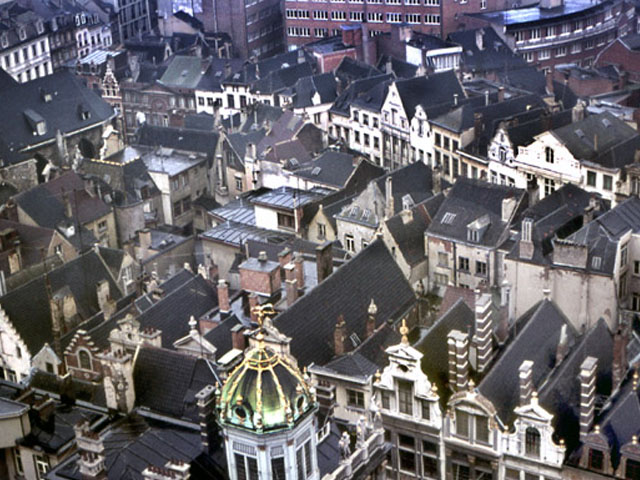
217 334 316 432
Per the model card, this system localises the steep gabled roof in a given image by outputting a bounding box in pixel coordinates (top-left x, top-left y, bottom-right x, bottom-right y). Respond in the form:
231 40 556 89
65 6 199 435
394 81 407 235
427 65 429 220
274 239 415 367
394 70 464 120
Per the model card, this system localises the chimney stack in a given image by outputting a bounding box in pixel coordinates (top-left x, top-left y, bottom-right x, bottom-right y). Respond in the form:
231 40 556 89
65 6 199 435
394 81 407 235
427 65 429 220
334 315 347 356
74 420 107 480
284 263 298 306
519 218 534 259
294 253 305 289
139 228 151 261
385 176 394 218
316 241 333 283
447 330 469 391
366 299 377 339
195 385 217 453
473 292 493 373
519 360 534 406
248 293 259 324
546 69 554 95
62 188 73 219
612 317 630 388
432 165 442 194
556 324 569 365
231 324 246 351
579 356 598 440
217 279 230 314
501 195 517 223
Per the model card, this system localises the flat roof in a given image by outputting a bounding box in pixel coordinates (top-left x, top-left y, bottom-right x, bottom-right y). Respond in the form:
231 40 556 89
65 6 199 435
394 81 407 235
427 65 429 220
469 0 614 27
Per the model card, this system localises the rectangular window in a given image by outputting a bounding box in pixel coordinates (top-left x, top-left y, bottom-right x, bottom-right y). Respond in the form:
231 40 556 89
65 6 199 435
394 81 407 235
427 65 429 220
587 170 596 186
438 252 448 267
277 212 295 230
589 449 604 471
399 449 416 473
14 449 24 476
271 457 285 480
458 256 469 272
398 380 413 415
347 389 365 408
345 234 355 252
634 260 640 275
476 416 490 443
456 410 469 438
34 455 50 480
421 400 430 420
381 391 390 409
476 261 487 277
603 174 613 191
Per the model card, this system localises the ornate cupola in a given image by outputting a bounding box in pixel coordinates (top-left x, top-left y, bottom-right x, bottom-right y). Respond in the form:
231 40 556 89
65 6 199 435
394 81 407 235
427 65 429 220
217 304 319 480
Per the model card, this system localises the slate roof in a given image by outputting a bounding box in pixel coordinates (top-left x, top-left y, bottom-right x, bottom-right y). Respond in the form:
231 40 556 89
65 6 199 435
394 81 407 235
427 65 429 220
0 249 122 355
334 56 382 86
48 414 225 480
19 403 103 455
566 196 640 275
508 184 605 262
538 318 613 454
29 370 107 407
289 73 338 109
322 352 379 379
377 55 419 79
200 221 292 248
273 239 415 367
137 275 218 349
0 71 113 157
552 112 640 167
331 74 392 116
0 219 57 272
415 299 475 402
203 314 242 358
479 300 578 423
506 109 573 151
395 70 464 120
292 151 358 189
449 28 526 73
427 177 523 247
134 347 218 421
384 194 444 266
135 125 219 155
252 62 314 95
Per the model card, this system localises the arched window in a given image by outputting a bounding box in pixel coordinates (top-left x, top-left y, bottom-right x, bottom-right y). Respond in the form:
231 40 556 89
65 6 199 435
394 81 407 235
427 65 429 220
78 350 91 370
525 427 541 457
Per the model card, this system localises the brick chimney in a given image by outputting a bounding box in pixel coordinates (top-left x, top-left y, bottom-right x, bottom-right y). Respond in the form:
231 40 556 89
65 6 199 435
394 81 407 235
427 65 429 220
278 247 292 278
284 263 298 307
239 253 281 297
143 462 190 480
248 293 259 323
139 228 151 261
579 356 598 440
447 330 469 391
74 420 106 479
546 69 554 95
473 292 493 373
432 165 442 194
217 279 230 314
519 360 534 406
316 241 333 283
366 299 377 339
231 324 247 351
294 253 305 289
195 385 217 453
334 315 347 356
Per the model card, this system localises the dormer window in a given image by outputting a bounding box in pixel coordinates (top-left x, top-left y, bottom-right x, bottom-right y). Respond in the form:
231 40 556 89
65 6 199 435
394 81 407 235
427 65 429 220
18 27 26 41
525 427 541 458
1 32 8 48
36 20 44 34
468 228 479 242
626 459 640 479
589 448 604 471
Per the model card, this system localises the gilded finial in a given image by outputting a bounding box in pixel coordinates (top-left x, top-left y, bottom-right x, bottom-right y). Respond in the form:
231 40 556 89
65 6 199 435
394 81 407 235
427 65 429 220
374 369 381 382
251 303 276 329
632 435 638 445
468 378 475 392
399 319 409 345
633 369 638 389
368 298 378 316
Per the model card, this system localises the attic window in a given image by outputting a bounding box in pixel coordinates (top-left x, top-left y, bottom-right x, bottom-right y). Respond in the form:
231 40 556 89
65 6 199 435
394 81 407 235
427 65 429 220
441 212 456 225
36 20 44 34
24 109 46 136
0 33 7 48
575 128 585 139
311 166 321 176
468 229 479 242
592 256 602 270
18 27 26 41
78 104 91 120
349 332 361 347
602 118 611 128
402 194 414 210
40 88 52 103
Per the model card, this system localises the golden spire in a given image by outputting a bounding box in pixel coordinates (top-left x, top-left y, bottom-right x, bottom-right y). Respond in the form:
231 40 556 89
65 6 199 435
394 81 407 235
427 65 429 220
399 319 409 345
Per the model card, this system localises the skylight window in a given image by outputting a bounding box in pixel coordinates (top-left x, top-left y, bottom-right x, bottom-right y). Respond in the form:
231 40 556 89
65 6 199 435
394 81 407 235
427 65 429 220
592 256 602 269
442 212 456 224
